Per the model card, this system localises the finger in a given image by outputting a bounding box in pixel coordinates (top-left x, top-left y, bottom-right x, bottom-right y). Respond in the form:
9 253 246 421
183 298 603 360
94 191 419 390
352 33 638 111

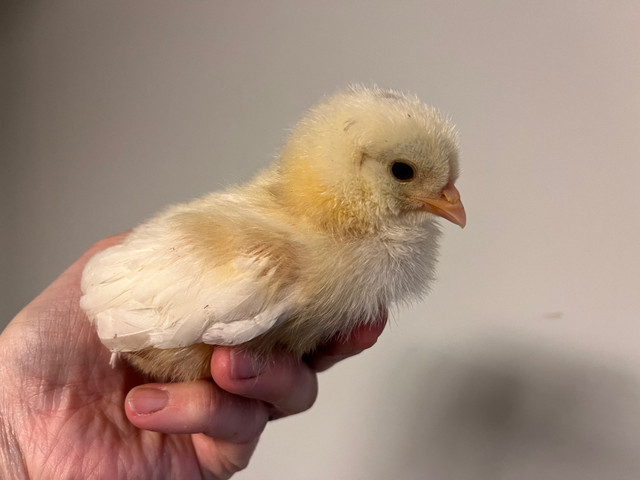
191 433 260 479
307 312 388 372
210 347 318 419
125 380 269 443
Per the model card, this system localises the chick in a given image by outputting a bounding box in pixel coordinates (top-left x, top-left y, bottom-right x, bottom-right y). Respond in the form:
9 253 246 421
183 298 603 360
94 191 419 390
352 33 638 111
80 86 466 382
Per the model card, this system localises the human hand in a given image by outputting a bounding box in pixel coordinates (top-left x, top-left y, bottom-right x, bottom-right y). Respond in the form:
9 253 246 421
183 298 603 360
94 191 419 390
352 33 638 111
0 235 386 479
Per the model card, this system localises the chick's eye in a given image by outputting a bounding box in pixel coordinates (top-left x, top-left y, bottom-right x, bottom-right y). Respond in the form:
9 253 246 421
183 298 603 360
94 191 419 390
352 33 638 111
390 161 415 181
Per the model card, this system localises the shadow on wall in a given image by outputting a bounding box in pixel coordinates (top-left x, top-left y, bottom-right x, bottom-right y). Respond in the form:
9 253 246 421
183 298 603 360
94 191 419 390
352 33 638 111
364 335 640 480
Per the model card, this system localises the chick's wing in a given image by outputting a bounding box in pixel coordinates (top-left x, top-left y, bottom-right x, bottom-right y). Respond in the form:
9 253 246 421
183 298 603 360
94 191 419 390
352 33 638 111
80 202 299 352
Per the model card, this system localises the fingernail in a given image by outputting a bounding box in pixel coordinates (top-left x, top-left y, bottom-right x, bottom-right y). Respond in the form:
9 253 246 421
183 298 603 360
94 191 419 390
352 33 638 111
230 350 265 379
128 387 169 415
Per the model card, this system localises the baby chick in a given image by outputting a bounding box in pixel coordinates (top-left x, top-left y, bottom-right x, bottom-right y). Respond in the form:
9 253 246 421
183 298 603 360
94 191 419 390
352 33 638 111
80 86 466 382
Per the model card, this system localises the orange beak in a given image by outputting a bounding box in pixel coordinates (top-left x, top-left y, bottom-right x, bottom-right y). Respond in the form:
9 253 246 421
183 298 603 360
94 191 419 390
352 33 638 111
415 182 466 228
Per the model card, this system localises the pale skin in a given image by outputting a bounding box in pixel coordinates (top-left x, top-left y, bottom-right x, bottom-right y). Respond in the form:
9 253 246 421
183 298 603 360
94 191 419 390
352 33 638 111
0 234 386 479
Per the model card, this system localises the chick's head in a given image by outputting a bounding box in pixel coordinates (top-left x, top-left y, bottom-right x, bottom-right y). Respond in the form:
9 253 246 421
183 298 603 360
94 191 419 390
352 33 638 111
277 86 466 233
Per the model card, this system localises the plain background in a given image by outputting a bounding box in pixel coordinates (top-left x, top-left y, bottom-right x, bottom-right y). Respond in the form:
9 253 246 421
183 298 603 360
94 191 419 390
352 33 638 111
3 1 640 479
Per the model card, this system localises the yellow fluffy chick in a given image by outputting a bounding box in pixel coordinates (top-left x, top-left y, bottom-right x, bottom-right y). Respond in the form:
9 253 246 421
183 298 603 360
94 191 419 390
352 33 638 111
80 86 466 382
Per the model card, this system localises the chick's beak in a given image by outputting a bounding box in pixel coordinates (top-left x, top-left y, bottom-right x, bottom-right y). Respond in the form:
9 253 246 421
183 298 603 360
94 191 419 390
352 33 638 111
416 182 467 228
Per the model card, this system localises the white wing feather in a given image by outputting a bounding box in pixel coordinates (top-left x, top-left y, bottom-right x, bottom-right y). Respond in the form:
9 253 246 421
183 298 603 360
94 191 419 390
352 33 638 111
80 235 294 352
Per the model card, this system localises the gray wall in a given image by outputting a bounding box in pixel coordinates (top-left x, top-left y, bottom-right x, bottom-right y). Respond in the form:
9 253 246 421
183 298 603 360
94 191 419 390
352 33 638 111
4 2 640 479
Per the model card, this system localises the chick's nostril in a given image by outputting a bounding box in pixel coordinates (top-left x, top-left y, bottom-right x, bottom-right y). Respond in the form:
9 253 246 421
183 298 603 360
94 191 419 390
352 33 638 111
441 182 461 204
